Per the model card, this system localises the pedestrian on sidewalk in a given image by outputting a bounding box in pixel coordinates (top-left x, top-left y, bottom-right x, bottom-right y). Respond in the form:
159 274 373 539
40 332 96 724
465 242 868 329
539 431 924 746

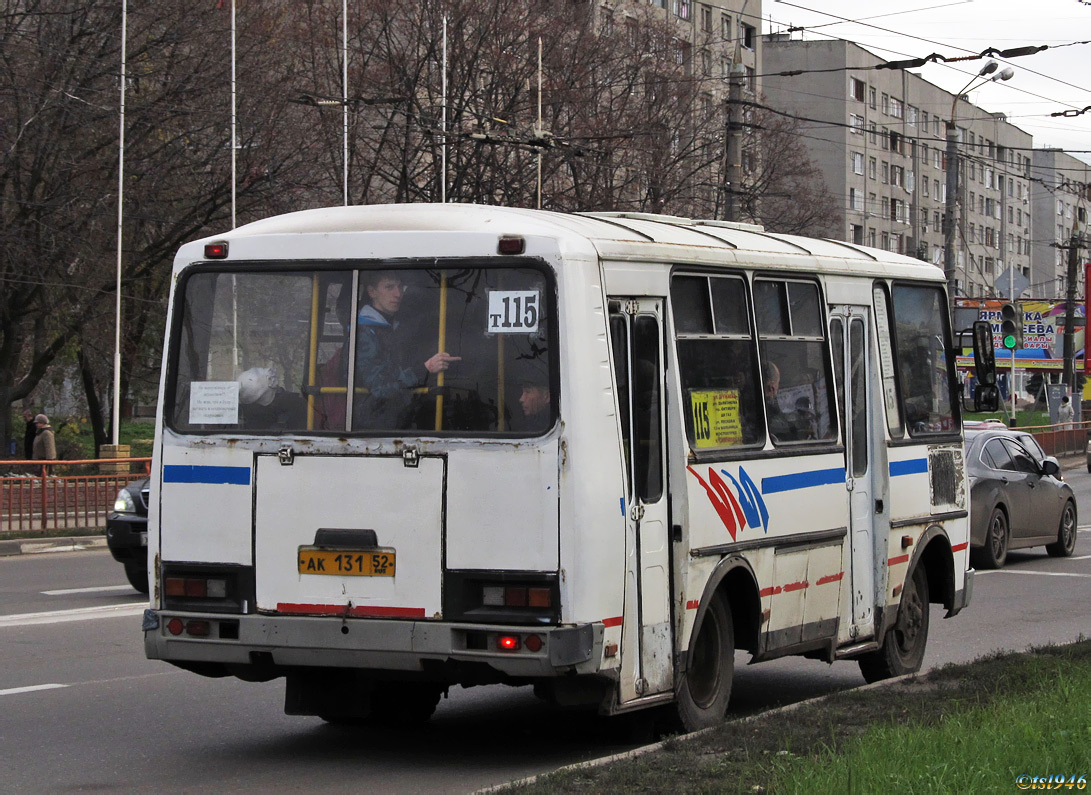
22 410 36 458
1058 395 1074 430
32 414 57 469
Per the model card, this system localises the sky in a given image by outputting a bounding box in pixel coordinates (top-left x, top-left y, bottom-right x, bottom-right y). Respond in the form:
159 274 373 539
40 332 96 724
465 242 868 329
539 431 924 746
761 0 1091 165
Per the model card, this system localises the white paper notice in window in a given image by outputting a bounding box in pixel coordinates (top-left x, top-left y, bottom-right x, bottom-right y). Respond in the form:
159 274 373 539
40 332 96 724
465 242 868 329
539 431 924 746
189 381 239 425
486 291 540 334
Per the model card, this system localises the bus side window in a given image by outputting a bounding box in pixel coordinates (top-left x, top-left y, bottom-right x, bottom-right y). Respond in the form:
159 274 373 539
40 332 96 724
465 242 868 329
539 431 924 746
755 279 837 445
671 274 763 451
610 313 632 484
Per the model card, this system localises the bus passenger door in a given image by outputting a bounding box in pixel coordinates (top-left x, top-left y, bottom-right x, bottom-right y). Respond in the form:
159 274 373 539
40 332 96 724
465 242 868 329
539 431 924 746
831 308 877 639
609 299 673 701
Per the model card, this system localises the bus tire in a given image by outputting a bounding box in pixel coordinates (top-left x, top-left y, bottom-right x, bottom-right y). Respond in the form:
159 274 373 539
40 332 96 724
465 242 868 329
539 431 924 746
859 564 930 684
369 682 443 726
674 592 734 732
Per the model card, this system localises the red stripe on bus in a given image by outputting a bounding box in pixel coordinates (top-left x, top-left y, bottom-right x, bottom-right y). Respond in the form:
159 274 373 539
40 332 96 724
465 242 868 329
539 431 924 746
888 554 910 566
951 542 968 552
686 600 700 610
760 586 782 597
816 572 844 585
276 603 426 619
602 616 624 627
783 580 809 592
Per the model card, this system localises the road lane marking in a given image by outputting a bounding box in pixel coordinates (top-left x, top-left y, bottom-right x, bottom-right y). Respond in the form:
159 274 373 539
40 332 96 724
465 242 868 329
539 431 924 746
0 684 69 696
977 569 1091 578
0 603 146 628
41 585 134 596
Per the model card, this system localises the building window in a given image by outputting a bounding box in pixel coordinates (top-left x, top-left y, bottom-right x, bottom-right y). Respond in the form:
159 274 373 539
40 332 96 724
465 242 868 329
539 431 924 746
934 211 942 232
850 188 863 211
907 106 918 126
869 122 877 145
850 114 864 134
922 110 929 130
674 0 691 20
869 157 877 180
741 22 755 49
850 224 864 244
890 97 903 119
923 178 929 198
933 117 941 136
701 4 712 32
882 161 889 183
881 93 889 114
721 14 731 42
869 86 877 109
868 228 877 247
852 152 864 174
850 77 865 102
921 143 929 166
891 165 904 188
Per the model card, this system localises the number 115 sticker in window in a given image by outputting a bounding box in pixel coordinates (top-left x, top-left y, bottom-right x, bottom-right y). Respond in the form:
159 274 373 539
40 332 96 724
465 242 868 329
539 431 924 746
487 291 540 334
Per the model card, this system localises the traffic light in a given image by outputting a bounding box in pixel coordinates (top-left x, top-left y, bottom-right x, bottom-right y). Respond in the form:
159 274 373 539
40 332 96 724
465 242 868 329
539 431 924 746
999 302 1023 351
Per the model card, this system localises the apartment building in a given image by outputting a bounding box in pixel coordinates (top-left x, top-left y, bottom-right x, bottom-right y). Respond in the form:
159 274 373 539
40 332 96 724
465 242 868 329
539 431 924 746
1030 148 1091 299
761 36 1033 300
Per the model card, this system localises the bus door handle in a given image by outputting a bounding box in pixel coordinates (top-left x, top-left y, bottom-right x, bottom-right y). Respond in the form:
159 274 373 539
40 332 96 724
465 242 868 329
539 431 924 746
630 503 645 522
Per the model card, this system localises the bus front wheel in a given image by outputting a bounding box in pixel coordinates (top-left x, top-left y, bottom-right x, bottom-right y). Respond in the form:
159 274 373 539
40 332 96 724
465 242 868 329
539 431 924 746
674 592 734 732
858 564 930 684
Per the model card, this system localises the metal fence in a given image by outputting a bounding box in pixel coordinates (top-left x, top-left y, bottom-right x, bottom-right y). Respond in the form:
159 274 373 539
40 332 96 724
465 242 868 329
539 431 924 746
0 458 152 534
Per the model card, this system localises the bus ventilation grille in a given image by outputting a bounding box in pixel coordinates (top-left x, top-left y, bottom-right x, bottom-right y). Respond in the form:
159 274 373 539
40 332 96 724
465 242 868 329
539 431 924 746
928 449 961 508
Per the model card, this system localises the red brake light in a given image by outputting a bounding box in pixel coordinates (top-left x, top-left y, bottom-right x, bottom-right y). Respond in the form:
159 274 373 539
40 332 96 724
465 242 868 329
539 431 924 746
204 242 228 259
497 635 521 651
164 578 185 597
524 634 543 653
497 236 525 255
166 618 184 636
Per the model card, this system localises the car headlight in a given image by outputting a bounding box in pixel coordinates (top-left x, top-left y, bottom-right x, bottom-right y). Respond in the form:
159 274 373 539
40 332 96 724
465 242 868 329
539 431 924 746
113 488 137 514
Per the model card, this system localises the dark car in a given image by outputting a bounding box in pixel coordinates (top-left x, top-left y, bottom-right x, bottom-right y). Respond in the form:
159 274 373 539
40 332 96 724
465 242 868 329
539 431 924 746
964 429 1077 569
106 479 149 593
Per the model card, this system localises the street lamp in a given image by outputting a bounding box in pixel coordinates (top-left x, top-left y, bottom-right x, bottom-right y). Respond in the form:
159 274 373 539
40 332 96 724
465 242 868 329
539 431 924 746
943 61 1014 302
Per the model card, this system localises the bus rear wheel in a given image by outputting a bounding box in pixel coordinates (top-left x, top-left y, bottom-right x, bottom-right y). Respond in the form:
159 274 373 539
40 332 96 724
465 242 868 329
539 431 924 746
859 564 930 684
674 592 733 732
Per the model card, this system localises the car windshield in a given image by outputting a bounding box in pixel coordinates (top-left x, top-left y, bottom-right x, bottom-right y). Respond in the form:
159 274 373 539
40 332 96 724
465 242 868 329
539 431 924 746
168 263 554 436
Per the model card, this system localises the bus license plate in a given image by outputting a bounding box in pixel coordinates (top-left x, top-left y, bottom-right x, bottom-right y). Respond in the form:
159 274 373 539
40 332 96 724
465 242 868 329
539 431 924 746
297 548 396 577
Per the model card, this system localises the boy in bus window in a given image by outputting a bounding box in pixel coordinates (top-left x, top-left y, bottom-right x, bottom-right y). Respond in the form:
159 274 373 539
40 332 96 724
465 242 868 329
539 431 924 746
517 380 551 432
353 271 461 429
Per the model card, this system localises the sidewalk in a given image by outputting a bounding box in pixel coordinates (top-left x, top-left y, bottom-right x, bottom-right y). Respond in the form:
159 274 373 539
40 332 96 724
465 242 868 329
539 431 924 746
0 534 107 557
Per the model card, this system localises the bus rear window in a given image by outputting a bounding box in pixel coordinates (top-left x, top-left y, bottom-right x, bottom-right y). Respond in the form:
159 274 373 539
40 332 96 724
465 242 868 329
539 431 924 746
168 264 554 436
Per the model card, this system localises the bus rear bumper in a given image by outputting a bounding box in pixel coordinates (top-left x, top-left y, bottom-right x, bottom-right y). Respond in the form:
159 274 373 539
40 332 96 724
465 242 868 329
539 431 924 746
143 610 602 680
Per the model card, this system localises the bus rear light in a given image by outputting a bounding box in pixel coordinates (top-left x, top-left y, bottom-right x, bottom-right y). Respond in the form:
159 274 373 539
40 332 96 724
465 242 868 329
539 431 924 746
524 634 543 652
167 618 184 636
497 236 525 255
481 585 553 609
481 586 505 607
527 588 552 608
497 635 521 651
186 620 211 637
165 576 228 599
204 242 228 258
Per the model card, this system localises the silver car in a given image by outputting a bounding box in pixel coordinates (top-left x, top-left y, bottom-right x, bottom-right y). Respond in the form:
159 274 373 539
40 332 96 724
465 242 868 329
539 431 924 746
964 429 1077 569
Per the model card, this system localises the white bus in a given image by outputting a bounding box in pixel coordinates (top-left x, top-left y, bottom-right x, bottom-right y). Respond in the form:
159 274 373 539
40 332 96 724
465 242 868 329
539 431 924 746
144 204 987 730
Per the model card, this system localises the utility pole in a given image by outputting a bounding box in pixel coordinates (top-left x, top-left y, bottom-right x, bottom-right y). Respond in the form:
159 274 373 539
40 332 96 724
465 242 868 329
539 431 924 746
724 64 744 222
942 118 960 304
1061 232 1084 390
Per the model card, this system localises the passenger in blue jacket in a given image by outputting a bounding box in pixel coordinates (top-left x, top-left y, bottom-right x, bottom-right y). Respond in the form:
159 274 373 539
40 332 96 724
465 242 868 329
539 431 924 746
353 272 460 429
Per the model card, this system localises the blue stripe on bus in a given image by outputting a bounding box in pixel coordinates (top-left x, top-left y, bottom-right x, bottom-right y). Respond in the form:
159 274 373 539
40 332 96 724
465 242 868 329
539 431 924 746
889 459 928 477
163 465 251 486
761 467 845 494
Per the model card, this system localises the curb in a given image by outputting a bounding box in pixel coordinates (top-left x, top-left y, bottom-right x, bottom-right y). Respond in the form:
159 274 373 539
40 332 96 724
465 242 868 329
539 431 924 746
0 535 107 557
479 674 915 792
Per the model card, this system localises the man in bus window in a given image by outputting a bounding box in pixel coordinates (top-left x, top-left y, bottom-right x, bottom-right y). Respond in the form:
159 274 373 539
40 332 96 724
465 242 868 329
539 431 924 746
763 360 793 441
353 271 460 429
517 379 551 432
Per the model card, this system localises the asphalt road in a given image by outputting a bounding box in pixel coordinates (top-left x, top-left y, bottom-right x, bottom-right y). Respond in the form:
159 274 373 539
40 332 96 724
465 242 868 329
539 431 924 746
2 469 1089 792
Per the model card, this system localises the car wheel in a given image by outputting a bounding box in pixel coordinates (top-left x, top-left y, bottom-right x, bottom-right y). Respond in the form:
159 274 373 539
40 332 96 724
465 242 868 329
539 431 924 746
674 591 734 732
123 563 149 594
973 507 1009 570
1046 500 1078 558
859 564 930 684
